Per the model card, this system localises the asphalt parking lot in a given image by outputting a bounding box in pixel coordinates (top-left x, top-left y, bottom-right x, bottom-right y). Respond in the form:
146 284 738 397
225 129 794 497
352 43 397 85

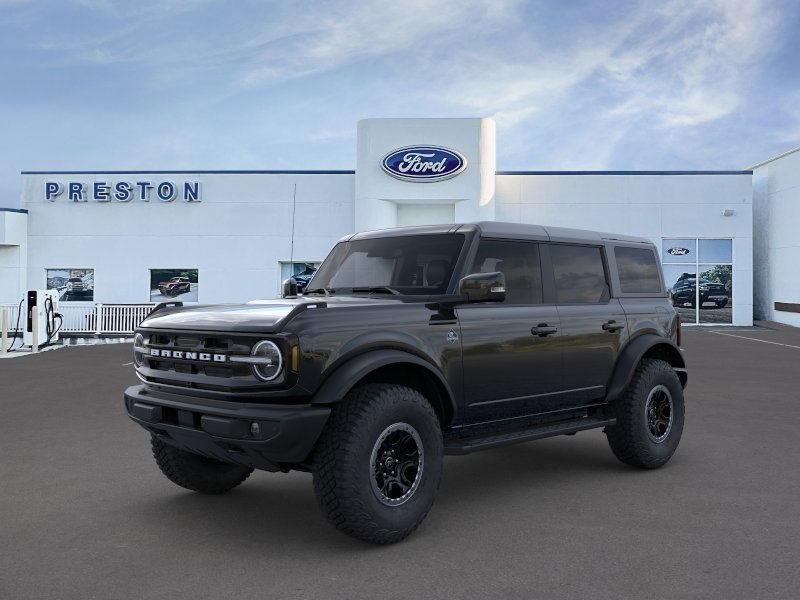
2 326 799 599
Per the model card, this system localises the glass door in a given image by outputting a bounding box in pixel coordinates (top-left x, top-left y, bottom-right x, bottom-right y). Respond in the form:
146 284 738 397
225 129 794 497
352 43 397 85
662 239 733 325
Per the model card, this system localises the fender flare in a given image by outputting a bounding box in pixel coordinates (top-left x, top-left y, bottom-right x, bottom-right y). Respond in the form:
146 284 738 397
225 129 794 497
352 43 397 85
310 349 457 425
606 334 686 402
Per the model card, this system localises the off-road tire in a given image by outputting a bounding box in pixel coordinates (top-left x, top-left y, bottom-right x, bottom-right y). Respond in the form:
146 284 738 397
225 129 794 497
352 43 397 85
312 383 443 544
151 435 253 494
605 358 684 469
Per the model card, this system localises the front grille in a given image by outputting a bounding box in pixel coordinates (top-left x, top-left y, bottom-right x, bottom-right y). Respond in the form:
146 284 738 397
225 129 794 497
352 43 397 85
135 330 282 395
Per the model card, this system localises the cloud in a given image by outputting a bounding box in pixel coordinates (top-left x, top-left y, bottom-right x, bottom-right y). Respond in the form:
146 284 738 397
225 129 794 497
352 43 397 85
238 0 520 88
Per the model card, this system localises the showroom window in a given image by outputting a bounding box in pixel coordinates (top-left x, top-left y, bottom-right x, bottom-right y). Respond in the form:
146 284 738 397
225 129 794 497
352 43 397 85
280 261 321 294
662 239 733 325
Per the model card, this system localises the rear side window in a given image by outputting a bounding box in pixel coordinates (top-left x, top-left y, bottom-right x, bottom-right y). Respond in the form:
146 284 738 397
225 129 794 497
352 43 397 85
470 240 542 304
550 244 609 304
614 246 662 294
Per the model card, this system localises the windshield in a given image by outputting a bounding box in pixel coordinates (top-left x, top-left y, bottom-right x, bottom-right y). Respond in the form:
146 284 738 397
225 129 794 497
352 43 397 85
307 233 466 296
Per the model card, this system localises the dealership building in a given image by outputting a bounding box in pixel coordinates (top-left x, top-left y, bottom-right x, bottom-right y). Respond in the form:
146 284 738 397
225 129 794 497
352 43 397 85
1 117 798 331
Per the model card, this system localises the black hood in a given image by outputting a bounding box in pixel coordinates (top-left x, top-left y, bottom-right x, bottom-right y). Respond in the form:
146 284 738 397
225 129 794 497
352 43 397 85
138 296 406 333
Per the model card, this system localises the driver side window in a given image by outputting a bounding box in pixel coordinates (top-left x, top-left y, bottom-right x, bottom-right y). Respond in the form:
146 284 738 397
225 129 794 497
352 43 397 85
470 239 542 304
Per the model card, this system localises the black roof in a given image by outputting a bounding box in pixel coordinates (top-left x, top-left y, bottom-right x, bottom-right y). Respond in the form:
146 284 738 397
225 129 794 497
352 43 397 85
347 221 653 245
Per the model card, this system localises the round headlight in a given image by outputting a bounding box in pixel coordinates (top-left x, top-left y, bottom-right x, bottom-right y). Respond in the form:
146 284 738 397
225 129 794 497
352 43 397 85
251 340 283 381
133 333 145 367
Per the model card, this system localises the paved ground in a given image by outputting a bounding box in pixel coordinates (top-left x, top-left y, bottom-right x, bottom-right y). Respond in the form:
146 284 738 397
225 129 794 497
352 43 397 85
2 325 799 599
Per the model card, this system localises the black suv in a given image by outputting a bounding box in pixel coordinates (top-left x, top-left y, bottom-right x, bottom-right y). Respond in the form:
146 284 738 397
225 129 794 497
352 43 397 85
671 274 729 308
125 222 687 544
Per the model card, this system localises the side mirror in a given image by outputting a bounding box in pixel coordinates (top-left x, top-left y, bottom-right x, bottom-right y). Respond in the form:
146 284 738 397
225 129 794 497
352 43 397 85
458 272 506 303
282 277 299 298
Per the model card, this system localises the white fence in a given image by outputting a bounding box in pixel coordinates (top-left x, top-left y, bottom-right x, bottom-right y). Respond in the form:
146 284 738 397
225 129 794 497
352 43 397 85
0 303 155 335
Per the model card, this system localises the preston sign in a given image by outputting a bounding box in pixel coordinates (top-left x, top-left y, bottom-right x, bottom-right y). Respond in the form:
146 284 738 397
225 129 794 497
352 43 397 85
44 180 201 203
381 145 467 182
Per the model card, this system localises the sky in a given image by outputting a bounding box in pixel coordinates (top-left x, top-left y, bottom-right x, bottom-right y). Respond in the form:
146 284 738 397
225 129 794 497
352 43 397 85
1 0 799 208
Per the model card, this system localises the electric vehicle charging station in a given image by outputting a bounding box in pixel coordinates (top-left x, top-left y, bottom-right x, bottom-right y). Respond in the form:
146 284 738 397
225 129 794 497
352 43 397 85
23 289 62 349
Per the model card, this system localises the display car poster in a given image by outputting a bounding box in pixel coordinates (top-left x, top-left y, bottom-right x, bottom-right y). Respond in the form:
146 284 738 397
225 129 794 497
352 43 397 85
150 269 199 302
46 268 94 302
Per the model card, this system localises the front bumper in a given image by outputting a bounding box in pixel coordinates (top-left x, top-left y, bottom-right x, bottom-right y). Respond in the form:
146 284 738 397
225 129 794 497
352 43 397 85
124 385 330 471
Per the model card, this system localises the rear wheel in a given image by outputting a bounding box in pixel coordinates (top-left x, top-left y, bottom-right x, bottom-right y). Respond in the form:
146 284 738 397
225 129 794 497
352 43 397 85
312 383 443 544
151 436 253 494
605 358 684 469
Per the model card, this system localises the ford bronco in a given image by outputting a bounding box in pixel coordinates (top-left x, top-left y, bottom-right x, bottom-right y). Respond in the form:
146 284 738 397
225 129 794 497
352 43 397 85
125 222 687 544
157 276 191 297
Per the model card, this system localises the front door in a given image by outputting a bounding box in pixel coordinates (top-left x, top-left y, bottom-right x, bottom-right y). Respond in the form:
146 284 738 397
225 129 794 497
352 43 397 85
458 239 564 425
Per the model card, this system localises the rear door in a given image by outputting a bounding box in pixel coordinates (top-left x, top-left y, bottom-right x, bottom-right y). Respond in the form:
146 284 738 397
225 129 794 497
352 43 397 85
546 243 625 407
457 239 563 424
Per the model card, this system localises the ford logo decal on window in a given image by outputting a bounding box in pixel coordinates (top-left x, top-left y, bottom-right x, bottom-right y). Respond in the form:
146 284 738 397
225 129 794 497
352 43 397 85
381 145 467 182
667 247 691 256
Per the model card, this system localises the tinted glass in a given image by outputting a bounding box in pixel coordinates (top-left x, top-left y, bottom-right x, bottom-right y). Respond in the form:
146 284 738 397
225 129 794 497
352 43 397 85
663 265 697 324
662 239 696 263
551 245 609 304
614 246 662 293
699 239 732 263
308 234 465 296
470 240 542 304
699 265 732 324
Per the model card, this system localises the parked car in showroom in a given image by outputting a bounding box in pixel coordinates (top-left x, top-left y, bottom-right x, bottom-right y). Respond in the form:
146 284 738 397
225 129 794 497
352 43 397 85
671 275 729 308
157 276 191 297
125 222 687 544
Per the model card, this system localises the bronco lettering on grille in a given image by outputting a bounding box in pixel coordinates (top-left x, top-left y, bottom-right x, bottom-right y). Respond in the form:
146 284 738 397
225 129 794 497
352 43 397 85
149 348 227 362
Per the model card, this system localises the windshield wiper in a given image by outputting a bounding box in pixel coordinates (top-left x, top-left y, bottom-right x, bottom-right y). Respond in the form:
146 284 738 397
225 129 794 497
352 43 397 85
350 286 400 295
304 287 334 296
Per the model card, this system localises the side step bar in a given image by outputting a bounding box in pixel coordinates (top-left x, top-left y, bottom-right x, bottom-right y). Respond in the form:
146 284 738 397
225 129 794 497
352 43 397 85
444 416 616 455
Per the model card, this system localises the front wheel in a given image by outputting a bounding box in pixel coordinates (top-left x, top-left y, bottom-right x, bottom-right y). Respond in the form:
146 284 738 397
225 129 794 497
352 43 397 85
605 358 685 469
312 383 443 544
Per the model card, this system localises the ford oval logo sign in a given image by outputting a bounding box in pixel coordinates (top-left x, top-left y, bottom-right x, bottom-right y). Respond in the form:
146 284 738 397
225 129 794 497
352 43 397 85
667 247 691 256
381 145 467 182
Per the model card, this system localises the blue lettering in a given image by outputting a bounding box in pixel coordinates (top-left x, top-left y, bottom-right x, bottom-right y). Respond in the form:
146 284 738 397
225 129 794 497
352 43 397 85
157 181 176 202
114 182 133 202
183 181 200 202
45 182 63 201
68 182 85 202
136 181 152 201
93 181 110 202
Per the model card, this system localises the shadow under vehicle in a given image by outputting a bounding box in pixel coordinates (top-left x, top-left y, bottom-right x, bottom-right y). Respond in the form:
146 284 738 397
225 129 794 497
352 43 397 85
124 222 687 544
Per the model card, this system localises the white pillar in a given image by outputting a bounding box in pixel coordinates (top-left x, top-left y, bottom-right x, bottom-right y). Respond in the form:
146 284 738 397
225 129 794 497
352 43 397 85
1 307 8 353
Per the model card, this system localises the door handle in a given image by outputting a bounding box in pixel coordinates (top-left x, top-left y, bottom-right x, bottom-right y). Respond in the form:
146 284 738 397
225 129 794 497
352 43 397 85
531 323 558 337
602 320 625 332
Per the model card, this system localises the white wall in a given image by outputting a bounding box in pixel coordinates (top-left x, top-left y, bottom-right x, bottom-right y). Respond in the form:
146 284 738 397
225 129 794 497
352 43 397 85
753 149 800 327
355 118 495 231
16 118 755 327
496 173 753 325
21 173 355 304
0 210 28 304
